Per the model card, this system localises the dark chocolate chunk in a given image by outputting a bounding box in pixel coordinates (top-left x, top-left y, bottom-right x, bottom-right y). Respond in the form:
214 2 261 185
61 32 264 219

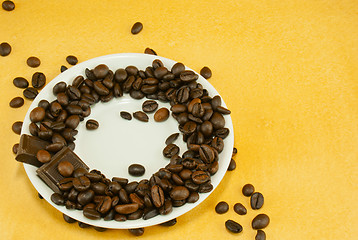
15 134 49 167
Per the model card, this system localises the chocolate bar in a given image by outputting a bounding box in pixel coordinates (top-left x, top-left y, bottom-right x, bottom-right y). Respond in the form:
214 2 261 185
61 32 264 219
16 134 49 167
36 147 89 193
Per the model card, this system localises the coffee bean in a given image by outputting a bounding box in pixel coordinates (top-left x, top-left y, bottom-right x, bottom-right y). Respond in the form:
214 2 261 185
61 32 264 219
23 87 38 99
234 203 247 215
13 77 29 88
210 112 225 129
2 1 15 11
128 228 144 236
133 111 149 122
73 176 91 192
93 64 109 79
192 170 210 185
60 65 68 72
9 97 24 108
120 111 132 120
154 107 169 122
57 161 74 177
53 82 67 95
144 47 157 55
163 144 179 158
115 203 139 214
86 119 99 130
165 133 179 145
32 72 46 89
227 158 236 171
65 115 80 129
200 66 212 79
199 144 215 163
77 189 95 206
38 193 43 199
200 120 213 137
63 214 76 223
27 56 41 68
170 186 189 200
143 208 159 220
78 221 90 228
36 150 51 163
180 70 198 82
131 22 143 34
242 184 255 197
51 193 65 205
12 143 19 154
83 208 101 220
30 107 45 122
160 218 177 226
128 164 145 177
142 100 158 113
225 220 243 233
252 214 270 229
0 42 11 56
251 192 264 210
96 196 112 214
66 55 78 65
151 185 165 208
171 62 185 77
213 201 228 214
255 230 266 240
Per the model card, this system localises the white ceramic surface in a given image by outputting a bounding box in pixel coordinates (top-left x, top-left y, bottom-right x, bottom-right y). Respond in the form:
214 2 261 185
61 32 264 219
21 53 234 229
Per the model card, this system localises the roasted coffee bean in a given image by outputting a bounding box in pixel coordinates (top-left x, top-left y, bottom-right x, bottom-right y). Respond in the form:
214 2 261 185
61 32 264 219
51 193 65 205
151 185 165 208
214 128 230 139
225 220 243 233
12 143 19 154
255 230 266 240
129 193 144 208
198 182 213 193
143 78 159 85
142 100 158 113
96 196 112 214
9 97 24 108
78 221 90 228
0 42 11 56
64 115 80 129
128 228 144 236
227 158 236 171
211 95 221 110
120 111 132 120
187 192 199 203
131 22 143 34
252 214 270 229
130 90 144 99
152 59 164 69
91 182 106 195
251 192 264 210
144 47 157 55
154 66 168 79
210 112 225 130
11 121 22 135
28 122 39 136
234 203 247 215
30 107 45 122
200 121 213 138
171 62 185 76
2 1 15 11
27 56 40 68
77 189 95 206
72 76 84 88
57 161 74 177
125 181 139 194
37 193 43 199
113 214 126 221
170 186 189 200
128 164 145 177
73 176 91 192
215 201 229 214
115 203 139 214
165 133 179 145
127 209 144 220
172 199 186 207
143 208 159 220
103 209 116 221
63 214 76 223
154 107 169 122
211 137 224 153
36 150 51 163
125 66 138 76
71 168 87 178
60 65 67 72
159 199 173 215
32 72 46 89
23 87 38 99
200 66 212 79
83 208 101 220
160 218 177 226
114 68 127 82
94 226 107 232
242 184 255 197
199 144 215 163
141 84 158 95
53 82 67 95
84 172 101 182
171 104 187 114
93 64 109 79
66 55 78 65
85 119 99 130
50 102 62 117
38 100 50 110
163 144 179 158
180 70 198 82
177 87 190 103
133 111 149 122
191 170 210 185
217 106 231 115
67 86 81 100
13 77 29 88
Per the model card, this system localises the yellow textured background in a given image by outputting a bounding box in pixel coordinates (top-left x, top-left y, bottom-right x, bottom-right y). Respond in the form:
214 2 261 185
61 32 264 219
1 0 358 239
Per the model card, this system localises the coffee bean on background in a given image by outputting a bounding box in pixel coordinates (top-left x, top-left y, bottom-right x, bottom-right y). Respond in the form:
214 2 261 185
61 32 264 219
0 42 11 56
93 226 107 232
252 214 270 229
66 55 78 65
200 66 212 79
225 220 243 233
165 133 179 145
12 143 19 154
227 158 236 171
251 192 264 210
160 218 177 226
144 47 157 55
13 77 29 88
142 100 158 113
63 214 76 223
131 22 143 34
57 161 74 177
9 97 24 108
133 111 149 122
86 119 99 130
215 201 229 214
36 150 51 163
154 107 169 122
232 147 237 156
26 56 41 68
128 164 145 177
233 203 247 215
60 65 68 72
255 230 266 240
242 184 255 197
32 72 46 89
12 121 22 135
38 193 43 199
2 1 14 11
78 221 90 228
23 87 38 99
120 111 132 120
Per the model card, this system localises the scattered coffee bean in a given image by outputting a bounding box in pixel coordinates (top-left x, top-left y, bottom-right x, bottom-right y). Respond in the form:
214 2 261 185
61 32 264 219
200 66 212 79
32 72 46 89
144 47 157 55
78 221 90 228
232 147 237 156
233 203 247 215
160 218 177 226
13 77 29 88
2 1 14 11
255 230 266 240
131 22 143 34
0 42 11 56
242 184 255 197
60 65 68 72
128 164 145 177
154 107 169 122
36 150 51 163
86 119 99 130
225 220 243 233
63 214 76 223
23 87 38 99
165 133 179 145
133 111 149 122
142 100 158 113
252 214 270 229
251 192 264 210
66 55 78 65
120 111 132 120
12 121 22 135
9 97 24 108
57 161 74 177
27 56 41 68
227 158 236 171
12 143 19 154
38 193 43 199
215 201 229 214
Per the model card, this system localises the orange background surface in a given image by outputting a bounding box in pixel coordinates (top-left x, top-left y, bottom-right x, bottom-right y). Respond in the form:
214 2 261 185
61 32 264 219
1 0 358 239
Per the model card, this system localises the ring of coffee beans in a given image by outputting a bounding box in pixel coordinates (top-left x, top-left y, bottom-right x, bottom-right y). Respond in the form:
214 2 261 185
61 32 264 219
28 58 231 222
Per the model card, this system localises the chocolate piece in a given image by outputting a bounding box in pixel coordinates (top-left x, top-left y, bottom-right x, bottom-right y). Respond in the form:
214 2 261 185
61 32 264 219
36 147 89 193
16 134 49 167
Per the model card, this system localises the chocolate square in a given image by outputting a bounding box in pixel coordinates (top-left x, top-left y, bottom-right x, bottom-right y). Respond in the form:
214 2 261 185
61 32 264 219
16 134 49 167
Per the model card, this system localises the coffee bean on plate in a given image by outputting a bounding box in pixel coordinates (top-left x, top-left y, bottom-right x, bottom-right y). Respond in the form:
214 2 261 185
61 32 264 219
51 193 65 205
78 221 90 228
233 203 247 215
128 164 145 177
200 66 212 79
29 107 45 122
131 22 143 34
163 144 179 158
27 56 41 68
93 64 109 79
227 158 236 171
9 97 24 108
57 161 74 177
133 111 149 122
165 133 179 145
225 220 243 233
120 111 132 120
154 107 169 122
13 77 29 88
255 230 266 240
23 87 38 99
215 201 229 214
142 100 158 113
0 42 11 56
86 119 99 130
242 184 255 197
32 72 46 89
83 208 101 220
252 214 270 229
66 55 78 65
144 48 157 55
36 150 51 163
2 1 15 11
251 192 264 210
